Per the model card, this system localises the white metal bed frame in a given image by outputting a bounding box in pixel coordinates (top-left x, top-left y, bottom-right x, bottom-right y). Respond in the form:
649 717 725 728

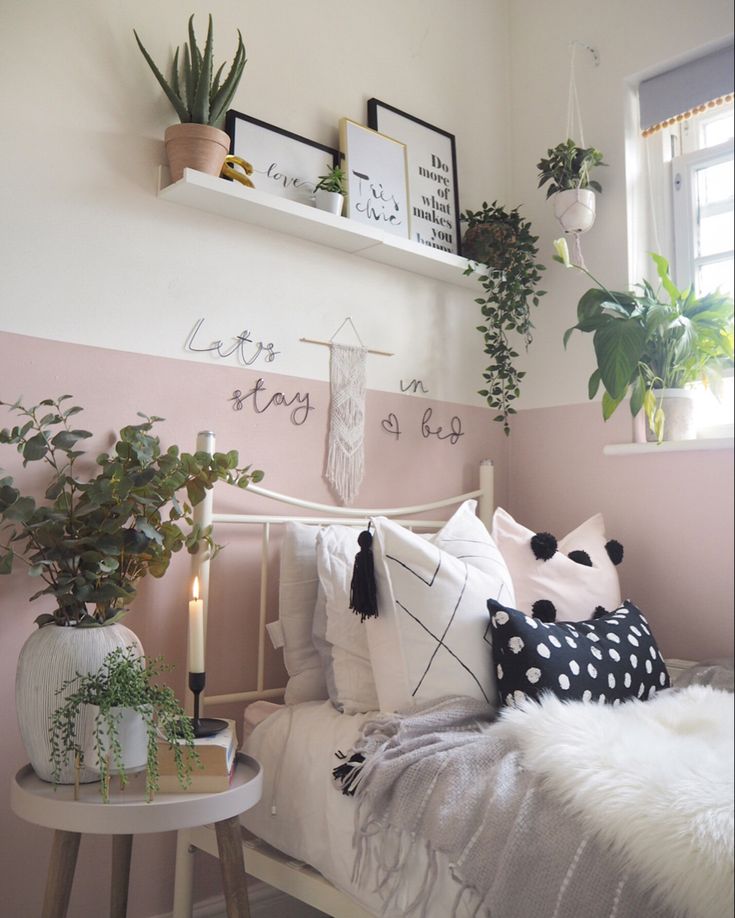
172 431 694 918
172 431 495 917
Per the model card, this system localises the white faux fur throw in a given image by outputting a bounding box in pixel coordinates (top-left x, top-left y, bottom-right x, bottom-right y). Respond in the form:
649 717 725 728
496 686 734 918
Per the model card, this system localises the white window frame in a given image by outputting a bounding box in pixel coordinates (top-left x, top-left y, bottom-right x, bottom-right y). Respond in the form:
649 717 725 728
671 137 734 294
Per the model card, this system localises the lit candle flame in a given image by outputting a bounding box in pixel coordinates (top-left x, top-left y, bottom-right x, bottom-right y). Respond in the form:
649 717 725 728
192 576 200 601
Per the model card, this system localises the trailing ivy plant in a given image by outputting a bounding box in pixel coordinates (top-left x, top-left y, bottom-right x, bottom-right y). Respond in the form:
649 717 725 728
50 646 197 802
461 202 546 433
0 396 263 627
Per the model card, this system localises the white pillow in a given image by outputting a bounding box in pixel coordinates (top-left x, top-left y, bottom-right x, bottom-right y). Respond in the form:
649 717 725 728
366 514 514 712
314 526 380 714
491 508 623 623
275 523 328 705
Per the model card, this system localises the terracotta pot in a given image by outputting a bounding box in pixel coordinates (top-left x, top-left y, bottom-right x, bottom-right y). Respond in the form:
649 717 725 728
15 623 143 783
164 123 230 183
553 188 596 233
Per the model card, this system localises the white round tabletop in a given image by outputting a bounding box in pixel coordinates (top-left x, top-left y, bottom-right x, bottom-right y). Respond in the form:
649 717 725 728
11 753 262 835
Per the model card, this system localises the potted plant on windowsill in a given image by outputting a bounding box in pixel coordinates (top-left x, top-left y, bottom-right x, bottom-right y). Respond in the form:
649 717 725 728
537 139 606 234
460 201 546 434
0 395 262 782
134 15 247 183
313 164 347 215
50 647 197 802
558 240 734 442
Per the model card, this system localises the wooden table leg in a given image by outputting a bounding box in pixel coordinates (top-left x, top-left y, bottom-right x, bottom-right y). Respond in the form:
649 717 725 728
42 829 81 918
110 834 133 918
214 816 251 918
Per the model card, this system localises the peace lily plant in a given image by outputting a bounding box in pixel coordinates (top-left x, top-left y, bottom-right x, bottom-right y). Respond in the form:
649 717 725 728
556 239 734 441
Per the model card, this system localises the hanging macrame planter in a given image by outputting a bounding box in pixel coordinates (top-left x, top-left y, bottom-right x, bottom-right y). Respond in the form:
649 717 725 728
552 41 600 267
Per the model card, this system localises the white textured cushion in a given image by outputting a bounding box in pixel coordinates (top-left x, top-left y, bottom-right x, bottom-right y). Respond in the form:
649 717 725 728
315 526 380 714
367 513 514 712
277 523 328 705
491 508 622 623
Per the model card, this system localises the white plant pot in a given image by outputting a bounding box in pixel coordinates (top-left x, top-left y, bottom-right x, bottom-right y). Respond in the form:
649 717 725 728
553 188 596 233
314 189 344 216
640 388 697 442
15 623 143 783
85 705 149 775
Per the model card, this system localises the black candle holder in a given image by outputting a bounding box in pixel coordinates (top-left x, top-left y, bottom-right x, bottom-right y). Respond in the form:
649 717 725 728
188 671 227 738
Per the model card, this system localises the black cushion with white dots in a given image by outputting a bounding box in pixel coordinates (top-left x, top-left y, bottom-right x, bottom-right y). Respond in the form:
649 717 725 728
488 599 671 707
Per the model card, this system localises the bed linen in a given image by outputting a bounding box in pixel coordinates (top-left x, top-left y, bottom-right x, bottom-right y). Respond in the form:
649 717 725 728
240 700 680 918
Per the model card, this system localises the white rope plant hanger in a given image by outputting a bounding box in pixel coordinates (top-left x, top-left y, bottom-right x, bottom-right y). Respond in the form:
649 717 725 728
555 41 600 268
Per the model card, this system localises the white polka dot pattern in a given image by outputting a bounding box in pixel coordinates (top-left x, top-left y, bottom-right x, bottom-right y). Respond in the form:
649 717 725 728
489 600 670 707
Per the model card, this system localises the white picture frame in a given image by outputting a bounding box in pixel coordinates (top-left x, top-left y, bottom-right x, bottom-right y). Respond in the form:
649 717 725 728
339 118 410 239
367 99 461 255
226 110 339 207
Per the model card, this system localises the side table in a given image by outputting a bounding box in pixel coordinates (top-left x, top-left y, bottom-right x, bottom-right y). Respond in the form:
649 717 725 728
11 753 263 918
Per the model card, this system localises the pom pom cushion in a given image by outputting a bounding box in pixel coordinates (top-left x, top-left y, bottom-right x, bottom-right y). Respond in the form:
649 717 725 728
368 509 516 712
491 508 623 622
489 599 670 707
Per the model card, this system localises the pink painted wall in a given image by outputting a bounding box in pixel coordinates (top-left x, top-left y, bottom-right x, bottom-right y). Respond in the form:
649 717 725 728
508 403 734 662
0 331 507 917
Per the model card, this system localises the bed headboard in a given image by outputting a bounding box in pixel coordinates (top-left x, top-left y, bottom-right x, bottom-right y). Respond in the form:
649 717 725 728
190 430 495 713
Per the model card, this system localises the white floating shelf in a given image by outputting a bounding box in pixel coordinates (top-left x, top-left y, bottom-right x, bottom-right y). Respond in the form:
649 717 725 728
158 168 477 290
603 437 733 456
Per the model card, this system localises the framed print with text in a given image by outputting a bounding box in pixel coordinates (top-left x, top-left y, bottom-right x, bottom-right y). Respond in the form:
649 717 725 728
338 118 410 239
226 110 339 207
367 99 461 254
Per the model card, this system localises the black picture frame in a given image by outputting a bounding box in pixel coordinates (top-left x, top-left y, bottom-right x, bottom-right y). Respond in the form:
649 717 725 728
225 110 339 207
367 99 462 256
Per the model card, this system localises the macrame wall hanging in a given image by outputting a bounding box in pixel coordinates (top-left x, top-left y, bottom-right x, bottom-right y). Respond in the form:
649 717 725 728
554 40 600 268
301 318 392 505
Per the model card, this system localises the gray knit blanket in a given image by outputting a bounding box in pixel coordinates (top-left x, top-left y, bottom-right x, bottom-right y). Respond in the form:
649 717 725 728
335 696 675 918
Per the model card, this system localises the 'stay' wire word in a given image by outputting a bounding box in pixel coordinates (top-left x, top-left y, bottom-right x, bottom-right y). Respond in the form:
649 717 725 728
229 381 314 426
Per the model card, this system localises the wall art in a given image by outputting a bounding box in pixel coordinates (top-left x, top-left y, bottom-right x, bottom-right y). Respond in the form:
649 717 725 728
367 99 461 255
338 118 410 238
226 110 339 206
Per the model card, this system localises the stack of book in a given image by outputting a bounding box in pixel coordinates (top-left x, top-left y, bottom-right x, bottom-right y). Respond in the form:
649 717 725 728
157 719 238 793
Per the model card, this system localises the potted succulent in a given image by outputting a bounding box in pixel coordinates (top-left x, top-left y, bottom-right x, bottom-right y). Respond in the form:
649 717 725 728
558 240 734 441
50 647 197 802
313 164 347 215
134 15 247 183
537 139 606 234
0 395 262 782
461 201 546 434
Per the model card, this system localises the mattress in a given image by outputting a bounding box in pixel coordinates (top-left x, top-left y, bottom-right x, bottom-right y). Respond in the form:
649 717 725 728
240 700 484 917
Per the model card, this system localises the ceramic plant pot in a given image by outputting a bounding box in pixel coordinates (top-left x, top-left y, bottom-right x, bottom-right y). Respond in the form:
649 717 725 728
164 123 230 183
314 189 344 216
15 623 143 783
85 705 149 776
645 388 697 442
553 188 596 233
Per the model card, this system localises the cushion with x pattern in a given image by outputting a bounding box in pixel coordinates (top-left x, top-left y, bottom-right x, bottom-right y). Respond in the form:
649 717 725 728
367 514 514 712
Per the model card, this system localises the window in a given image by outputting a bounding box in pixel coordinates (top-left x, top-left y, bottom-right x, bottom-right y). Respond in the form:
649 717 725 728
672 105 734 297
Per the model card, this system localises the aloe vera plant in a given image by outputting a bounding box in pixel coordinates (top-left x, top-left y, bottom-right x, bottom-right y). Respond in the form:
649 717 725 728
134 15 246 126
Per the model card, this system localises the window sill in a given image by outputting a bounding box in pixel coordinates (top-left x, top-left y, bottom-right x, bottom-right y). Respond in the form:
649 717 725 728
603 437 734 456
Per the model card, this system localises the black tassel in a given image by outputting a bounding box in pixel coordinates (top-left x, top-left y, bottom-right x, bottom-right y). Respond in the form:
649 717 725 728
349 527 378 621
332 752 366 796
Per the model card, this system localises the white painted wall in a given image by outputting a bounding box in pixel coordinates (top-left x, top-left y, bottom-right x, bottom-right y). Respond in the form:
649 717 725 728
508 0 734 411
0 0 510 408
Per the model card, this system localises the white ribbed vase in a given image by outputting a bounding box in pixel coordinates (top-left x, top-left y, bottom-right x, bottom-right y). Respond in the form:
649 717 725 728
15 623 143 783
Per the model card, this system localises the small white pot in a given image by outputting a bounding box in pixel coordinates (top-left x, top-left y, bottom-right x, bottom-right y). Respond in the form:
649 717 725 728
86 706 149 775
638 388 697 442
314 189 344 216
553 188 596 233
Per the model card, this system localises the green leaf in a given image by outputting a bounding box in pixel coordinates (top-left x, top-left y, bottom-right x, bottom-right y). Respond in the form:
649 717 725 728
3 496 36 522
0 550 13 574
51 429 92 450
133 30 190 123
593 319 647 400
588 369 602 400
649 252 681 304
22 433 49 461
602 390 623 420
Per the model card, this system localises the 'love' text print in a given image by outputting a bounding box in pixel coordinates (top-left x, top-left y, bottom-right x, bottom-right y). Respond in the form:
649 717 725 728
229 381 314 427
186 319 279 366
